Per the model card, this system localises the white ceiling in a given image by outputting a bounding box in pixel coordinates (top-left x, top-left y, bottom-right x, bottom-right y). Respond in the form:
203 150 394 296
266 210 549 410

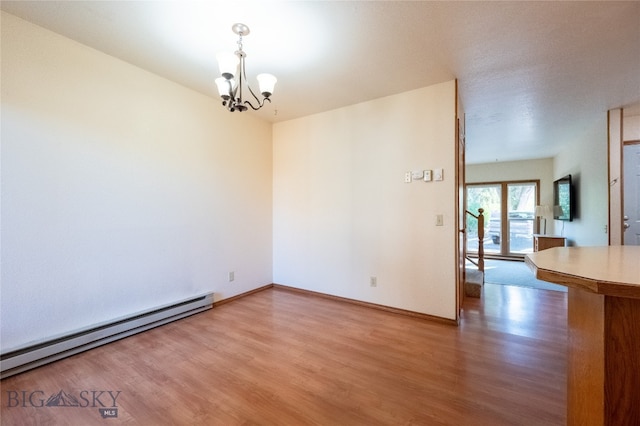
2 1 639 164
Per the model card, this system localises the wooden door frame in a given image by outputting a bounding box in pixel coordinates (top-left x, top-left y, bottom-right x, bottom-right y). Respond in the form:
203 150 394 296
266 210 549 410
608 109 624 245
607 108 640 245
455 79 466 322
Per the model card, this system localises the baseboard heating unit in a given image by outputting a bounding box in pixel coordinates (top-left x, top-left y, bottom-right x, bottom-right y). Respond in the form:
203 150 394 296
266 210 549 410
1 292 214 379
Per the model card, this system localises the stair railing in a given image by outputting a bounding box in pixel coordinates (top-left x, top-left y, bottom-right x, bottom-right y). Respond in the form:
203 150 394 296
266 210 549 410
465 208 485 273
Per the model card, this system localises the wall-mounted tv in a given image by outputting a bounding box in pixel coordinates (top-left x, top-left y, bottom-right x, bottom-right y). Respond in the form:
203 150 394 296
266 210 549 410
553 175 573 221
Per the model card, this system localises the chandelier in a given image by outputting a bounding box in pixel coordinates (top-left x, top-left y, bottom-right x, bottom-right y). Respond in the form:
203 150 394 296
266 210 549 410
215 23 277 112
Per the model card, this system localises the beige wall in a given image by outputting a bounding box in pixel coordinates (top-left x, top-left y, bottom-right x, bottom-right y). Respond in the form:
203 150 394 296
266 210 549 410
273 81 458 319
1 12 274 351
624 114 640 141
554 115 609 247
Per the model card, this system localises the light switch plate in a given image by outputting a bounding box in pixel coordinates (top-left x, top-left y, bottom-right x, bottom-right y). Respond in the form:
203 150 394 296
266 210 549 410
434 168 444 181
423 170 432 181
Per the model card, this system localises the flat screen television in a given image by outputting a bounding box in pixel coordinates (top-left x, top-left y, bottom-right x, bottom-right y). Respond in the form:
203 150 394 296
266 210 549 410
553 175 573 221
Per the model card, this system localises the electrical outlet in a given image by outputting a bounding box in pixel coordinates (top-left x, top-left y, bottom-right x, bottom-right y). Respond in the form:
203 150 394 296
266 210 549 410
370 277 377 287
404 172 412 183
228 271 235 282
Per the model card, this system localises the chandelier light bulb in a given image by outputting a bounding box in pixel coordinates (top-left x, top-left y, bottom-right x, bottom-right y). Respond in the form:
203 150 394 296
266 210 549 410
257 73 277 98
216 52 238 80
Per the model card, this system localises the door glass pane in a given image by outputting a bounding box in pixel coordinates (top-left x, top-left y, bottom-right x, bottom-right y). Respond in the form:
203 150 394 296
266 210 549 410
466 185 501 254
507 183 536 254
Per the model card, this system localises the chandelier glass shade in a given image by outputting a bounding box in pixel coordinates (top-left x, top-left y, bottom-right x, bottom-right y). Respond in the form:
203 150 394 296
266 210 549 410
215 23 276 112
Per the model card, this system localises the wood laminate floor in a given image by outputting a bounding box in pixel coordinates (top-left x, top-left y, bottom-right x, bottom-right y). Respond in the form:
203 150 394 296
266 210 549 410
1 283 567 425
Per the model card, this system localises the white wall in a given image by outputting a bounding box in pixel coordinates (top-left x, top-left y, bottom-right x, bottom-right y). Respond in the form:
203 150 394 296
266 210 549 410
554 115 609 246
1 12 273 351
273 81 458 320
466 158 555 233
624 114 640 141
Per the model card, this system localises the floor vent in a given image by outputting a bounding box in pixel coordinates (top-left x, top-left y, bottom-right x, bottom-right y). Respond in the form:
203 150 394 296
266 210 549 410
1 292 214 379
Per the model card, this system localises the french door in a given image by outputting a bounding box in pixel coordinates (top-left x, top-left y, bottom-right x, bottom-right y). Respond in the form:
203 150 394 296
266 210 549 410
466 181 539 257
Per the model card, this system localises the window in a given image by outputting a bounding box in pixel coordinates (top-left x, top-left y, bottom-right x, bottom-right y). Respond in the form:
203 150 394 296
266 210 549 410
467 181 539 258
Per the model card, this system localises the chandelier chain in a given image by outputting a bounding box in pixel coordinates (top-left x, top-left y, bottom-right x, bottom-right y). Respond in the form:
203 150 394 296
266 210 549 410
237 34 243 55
